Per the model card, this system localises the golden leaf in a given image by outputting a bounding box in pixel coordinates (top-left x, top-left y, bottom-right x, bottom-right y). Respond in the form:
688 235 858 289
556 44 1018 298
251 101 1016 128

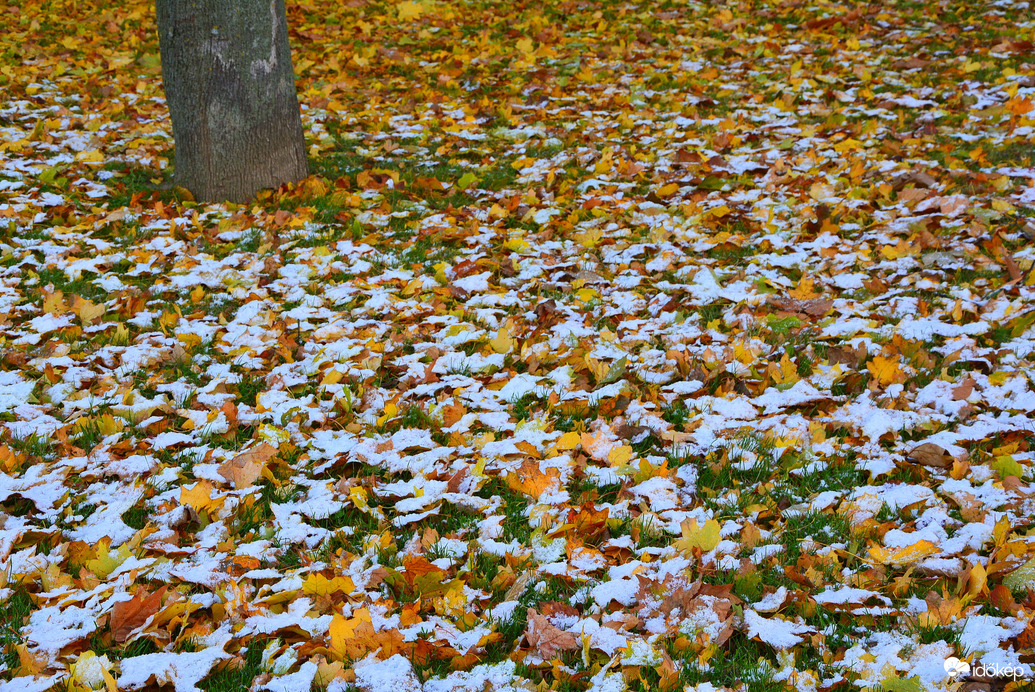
180 479 221 514
43 290 66 314
867 540 938 566
396 0 423 20
788 276 821 301
489 326 516 354
866 355 901 387
656 182 680 197
72 296 105 325
85 539 132 579
607 444 634 468
302 573 356 597
673 518 721 553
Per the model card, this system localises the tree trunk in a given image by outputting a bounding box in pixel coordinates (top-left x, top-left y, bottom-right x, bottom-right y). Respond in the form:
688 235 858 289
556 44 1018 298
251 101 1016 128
155 0 309 203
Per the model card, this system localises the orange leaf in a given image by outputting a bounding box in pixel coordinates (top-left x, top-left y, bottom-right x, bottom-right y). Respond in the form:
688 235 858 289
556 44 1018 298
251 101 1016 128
112 586 168 643
505 459 560 500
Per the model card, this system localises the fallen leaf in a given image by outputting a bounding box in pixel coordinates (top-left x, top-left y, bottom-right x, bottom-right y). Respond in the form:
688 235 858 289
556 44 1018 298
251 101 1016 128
112 586 168 642
868 540 939 566
525 608 578 658
905 443 953 468
217 443 277 489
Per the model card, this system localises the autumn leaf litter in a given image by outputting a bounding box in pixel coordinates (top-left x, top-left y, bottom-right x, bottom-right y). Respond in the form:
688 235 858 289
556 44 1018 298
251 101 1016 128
1 1 1035 691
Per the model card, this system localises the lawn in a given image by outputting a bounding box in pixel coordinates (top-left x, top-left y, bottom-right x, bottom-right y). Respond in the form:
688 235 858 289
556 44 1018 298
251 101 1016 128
0 0 1034 691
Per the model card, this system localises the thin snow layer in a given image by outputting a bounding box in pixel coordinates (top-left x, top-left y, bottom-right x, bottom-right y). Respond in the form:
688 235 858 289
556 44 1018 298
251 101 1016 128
354 654 423 692
743 609 814 649
119 647 231 692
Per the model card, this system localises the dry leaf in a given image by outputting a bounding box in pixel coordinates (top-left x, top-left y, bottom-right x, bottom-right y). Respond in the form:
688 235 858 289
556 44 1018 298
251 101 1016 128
217 443 277 489
905 443 954 468
112 586 167 642
952 378 976 401
525 608 578 658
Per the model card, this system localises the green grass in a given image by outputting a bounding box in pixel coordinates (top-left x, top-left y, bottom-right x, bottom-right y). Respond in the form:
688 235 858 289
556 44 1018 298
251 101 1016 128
678 632 782 691
198 640 270 692
0 589 33 672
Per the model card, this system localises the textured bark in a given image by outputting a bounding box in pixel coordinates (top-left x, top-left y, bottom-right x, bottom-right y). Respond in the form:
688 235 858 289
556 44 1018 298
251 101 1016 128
155 0 308 203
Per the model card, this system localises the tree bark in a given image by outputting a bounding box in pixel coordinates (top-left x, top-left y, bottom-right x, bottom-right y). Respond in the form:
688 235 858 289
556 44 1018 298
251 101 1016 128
155 0 309 203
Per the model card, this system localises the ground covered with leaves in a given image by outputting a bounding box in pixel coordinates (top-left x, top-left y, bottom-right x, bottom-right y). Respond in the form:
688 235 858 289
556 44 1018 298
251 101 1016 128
1 0 1035 690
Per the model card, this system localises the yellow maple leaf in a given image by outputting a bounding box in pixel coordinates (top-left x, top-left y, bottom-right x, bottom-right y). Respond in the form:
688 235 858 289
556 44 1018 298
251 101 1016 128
43 290 66 314
503 237 531 254
809 182 836 201
349 486 373 513
70 651 117 692
607 444 634 468
965 562 986 598
553 431 581 452
86 539 132 579
180 480 221 514
880 240 912 260
866 355 901 387
302 573 356 597
516 37 535 54
75 149 104 164
656 182 680 198
396 1 423 20
489 326 516 354
769 352 799 386
328 609 373 661
431 579 467 618
868 540 938 566
72 296 105 325
788 276 821 300
575 227 603 248
674 518 721 553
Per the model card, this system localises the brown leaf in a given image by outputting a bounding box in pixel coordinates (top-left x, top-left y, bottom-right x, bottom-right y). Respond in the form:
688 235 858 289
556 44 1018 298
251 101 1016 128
366 566 390 589
112 586 167 643
770 296 834 318
1002 252 1023 283
540 601 579 620
826 344 868 368
953 378 976 401
445 466 468 494
534 299 560 328
217 443 277 489
894 57 932 70
906 442 953 468
525 607 578 658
